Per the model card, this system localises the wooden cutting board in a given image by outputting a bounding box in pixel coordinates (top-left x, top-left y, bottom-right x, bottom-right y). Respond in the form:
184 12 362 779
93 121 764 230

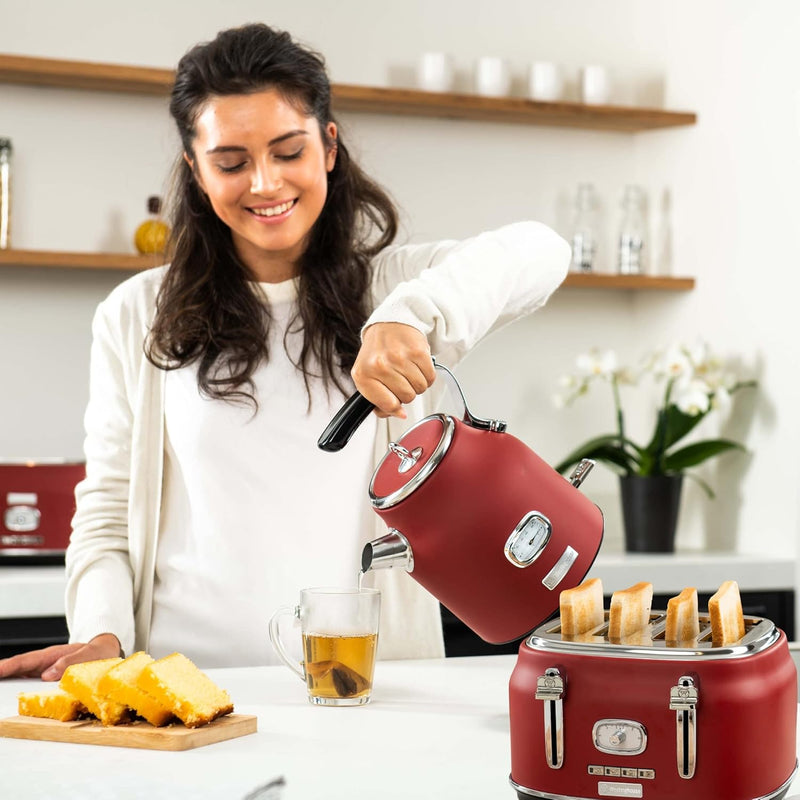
0 713 257 751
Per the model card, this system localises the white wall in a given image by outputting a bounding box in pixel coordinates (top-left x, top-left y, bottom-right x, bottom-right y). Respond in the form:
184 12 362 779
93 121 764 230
1 0 798 557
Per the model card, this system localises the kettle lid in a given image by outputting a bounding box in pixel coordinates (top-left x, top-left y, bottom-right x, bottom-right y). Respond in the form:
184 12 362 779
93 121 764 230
369 414 455 509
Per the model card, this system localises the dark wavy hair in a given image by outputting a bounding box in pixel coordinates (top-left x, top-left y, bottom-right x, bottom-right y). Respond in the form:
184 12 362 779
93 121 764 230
146 23 399 405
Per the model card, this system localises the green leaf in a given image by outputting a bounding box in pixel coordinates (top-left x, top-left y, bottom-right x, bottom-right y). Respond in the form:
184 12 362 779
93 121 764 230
644 404 707 460
554 434 640 475
661 439 744 472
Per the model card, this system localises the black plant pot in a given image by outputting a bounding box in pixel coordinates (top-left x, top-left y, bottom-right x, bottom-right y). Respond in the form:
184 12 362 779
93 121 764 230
619 474 684 553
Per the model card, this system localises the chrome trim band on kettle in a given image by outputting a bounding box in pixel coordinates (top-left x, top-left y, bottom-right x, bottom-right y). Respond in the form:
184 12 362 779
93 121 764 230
369 414 455 510
535 667 565 769
669 675 698 779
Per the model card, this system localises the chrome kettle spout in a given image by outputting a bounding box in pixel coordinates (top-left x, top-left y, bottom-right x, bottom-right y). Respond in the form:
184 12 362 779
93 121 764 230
361 529 414 573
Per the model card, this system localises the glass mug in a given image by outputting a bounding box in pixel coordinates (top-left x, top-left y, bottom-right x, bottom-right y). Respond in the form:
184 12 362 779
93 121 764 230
269 587 381 706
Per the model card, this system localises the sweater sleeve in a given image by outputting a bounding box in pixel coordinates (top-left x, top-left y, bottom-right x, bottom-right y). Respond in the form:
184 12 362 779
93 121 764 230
364 220 570 366
65 295 137 655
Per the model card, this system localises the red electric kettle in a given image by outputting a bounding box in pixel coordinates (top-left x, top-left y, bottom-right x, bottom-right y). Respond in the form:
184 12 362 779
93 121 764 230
318 360 604 644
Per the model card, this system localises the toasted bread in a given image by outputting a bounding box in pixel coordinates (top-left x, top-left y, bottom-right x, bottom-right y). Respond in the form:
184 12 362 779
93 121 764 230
137 652 233 728
608 582 653 640
18 689 87 721
559 578 604 636
709 580 745 646
60 657 130 726
665 587 700 643
97 652 174 727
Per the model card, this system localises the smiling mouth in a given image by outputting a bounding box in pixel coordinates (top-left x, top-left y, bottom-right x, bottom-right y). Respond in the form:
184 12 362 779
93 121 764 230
249 199 297 217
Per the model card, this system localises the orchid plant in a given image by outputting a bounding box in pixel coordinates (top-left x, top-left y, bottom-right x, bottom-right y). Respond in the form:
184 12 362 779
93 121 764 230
553 342 756 496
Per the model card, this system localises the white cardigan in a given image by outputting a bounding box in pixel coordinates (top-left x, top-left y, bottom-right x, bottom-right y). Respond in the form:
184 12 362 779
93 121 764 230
65 221 570 660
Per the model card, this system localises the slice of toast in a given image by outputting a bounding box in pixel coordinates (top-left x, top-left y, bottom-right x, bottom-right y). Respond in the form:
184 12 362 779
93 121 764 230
608 582 653 640
97 652 174 727
665 587 700 643
709 580 745 646
60 657 130 726
559 578 604 637
137 652 233 728
18 689 87 722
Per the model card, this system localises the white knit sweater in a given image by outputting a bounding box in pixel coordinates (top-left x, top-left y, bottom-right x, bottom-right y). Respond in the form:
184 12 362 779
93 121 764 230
65 221 570 662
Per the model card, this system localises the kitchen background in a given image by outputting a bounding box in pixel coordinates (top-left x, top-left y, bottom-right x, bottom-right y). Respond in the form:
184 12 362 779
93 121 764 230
0 1 798 616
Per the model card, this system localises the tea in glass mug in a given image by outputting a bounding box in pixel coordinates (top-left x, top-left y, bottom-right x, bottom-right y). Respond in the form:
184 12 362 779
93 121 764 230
269 587 380 706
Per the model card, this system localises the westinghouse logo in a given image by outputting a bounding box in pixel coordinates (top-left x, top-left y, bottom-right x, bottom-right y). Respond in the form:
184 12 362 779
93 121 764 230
598 782 644 799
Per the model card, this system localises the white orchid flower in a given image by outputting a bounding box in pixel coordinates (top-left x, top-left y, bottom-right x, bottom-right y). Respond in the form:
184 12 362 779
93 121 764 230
674 378 711 416
576 348 618 379
657 345 692 380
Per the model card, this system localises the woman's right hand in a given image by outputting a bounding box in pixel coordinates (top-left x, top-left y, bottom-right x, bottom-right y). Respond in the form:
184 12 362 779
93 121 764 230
0 633 122 681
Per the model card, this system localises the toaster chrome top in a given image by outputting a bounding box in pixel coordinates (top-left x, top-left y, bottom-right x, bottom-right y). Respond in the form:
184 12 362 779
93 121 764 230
526 612 779 660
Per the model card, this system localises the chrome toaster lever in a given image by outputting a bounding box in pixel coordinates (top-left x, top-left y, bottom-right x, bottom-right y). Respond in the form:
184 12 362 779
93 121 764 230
669 675 698 779
535 667 564 769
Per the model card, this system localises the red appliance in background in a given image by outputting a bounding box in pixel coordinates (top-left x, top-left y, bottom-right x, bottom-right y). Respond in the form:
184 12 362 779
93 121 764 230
0 460 85 561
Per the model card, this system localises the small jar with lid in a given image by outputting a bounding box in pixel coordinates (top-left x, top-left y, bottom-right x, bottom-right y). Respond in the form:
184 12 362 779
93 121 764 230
134 195 169 255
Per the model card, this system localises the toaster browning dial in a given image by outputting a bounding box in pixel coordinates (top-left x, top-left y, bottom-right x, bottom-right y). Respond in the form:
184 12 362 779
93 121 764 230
592 719 647 755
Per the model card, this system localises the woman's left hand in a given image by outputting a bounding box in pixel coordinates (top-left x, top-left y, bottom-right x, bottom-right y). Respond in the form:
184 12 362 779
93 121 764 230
352 323 436 418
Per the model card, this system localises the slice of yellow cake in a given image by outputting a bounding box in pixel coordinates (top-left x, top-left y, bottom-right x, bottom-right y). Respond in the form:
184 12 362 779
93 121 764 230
97 652 174 727
60 657 131 726
138 652 233 728
18 689 87 722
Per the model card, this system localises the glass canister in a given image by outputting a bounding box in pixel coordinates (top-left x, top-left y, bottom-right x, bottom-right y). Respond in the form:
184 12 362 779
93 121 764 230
0 138 11 250
617 184 647 274
569 182 598 273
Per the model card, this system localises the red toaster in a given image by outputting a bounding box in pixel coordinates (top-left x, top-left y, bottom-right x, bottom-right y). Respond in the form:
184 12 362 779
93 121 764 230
509 610 798 800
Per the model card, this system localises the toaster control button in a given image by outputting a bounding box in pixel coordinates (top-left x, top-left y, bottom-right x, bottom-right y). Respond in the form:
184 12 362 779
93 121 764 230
621 768 638 778
638 769 656 779
4 505 41 533
604 767 622 777
592 719 647 755
588 766 605 776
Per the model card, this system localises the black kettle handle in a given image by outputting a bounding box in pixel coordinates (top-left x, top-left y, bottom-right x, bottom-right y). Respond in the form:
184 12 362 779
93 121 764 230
317 391 375 452
318 358 506 452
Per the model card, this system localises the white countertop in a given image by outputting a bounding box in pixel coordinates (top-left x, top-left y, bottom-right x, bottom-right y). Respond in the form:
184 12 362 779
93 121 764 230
1 552 795 619
0 655 798 800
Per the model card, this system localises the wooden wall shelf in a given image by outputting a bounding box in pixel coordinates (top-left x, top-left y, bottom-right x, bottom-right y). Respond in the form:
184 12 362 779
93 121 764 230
562 273 695 290
0 249 162 271
0 249 695 290
0 53 697 132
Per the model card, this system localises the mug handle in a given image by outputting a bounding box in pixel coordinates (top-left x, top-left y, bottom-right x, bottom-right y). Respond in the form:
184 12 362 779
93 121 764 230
268 604 305 681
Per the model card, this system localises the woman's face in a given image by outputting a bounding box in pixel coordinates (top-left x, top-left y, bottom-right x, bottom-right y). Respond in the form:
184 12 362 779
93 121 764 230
187 88 337 282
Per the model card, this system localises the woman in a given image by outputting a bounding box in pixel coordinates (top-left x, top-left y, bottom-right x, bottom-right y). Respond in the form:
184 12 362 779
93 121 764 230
0 23 569 680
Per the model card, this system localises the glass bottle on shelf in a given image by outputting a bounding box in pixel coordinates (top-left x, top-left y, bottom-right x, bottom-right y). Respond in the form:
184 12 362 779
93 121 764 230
134 195 170 255
0 138 12 250
569 182 598 272
617 184 647 274
654 187 672 276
